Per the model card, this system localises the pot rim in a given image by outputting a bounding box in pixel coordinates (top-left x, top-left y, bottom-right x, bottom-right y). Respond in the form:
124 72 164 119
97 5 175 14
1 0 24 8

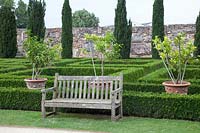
162 81 191 87
24 78 48 82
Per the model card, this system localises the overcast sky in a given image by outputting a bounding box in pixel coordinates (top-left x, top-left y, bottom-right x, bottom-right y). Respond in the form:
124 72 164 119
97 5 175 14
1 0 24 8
15 0 200 28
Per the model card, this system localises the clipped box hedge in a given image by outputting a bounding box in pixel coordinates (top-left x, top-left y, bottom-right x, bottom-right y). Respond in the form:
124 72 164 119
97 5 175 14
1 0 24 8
0 88 200 121
123 91 200 121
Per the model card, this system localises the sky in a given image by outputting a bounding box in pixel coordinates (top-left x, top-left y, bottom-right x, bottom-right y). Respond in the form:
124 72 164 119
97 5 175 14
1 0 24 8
15 0 200 28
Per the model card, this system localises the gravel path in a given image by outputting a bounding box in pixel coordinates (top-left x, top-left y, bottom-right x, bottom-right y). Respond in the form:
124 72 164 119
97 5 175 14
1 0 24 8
0 126 103 133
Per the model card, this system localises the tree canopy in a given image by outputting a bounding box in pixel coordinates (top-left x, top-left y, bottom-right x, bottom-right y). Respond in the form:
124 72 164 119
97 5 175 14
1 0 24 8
72 9 99 27
61 0 73 58
16 0 28 28
27 0 46 40
114 0 132 59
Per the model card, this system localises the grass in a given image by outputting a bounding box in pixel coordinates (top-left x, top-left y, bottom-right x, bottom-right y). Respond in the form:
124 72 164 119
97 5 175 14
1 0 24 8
0 110 200 133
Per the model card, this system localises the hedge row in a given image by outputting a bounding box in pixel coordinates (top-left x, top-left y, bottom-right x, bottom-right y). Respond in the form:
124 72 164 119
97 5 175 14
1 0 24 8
0 88 200 121
8 67 123 77
123 91 200 121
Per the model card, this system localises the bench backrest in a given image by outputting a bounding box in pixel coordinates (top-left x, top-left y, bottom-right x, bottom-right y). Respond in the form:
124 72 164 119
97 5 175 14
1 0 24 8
53 73 123 100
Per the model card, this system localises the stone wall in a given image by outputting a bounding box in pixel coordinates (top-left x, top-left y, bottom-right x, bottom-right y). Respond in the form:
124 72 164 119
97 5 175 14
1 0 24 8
16 24 195 57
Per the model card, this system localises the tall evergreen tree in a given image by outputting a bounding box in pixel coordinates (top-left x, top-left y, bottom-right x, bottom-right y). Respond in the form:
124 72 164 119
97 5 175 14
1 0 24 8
194 11 200 56
0 6 17 58
16 0 28 28
152 0 164 59
61 0 73 58
27 0 46 40
114 0 132 59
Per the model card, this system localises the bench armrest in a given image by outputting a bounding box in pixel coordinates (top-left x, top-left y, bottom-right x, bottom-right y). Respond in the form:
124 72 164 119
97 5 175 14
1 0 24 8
111 88 122 95
41 87 55 93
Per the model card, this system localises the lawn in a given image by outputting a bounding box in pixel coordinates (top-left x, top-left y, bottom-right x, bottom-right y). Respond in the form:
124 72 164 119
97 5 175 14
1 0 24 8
0 110 200 133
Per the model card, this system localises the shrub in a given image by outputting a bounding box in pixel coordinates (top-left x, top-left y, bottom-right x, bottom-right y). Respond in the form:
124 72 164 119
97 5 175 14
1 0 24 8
1 88 200 121
123 91 200 121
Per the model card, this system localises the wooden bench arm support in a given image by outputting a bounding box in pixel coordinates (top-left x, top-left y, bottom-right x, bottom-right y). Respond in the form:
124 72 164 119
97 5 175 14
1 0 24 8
111 88 122 95
41 87 55 93
41 87 56 101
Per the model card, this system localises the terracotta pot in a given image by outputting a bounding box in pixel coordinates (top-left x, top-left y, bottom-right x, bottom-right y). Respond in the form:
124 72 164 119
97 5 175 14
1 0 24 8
24 78 47 89
162 81 191 95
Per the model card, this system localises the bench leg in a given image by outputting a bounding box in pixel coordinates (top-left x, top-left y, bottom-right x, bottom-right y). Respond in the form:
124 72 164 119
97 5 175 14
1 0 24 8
41 103 46 118
119 104 123 118
111 105 116 121
53 107 56 114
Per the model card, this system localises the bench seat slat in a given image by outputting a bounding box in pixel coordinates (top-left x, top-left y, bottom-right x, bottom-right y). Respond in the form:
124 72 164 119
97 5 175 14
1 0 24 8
45 99 120 104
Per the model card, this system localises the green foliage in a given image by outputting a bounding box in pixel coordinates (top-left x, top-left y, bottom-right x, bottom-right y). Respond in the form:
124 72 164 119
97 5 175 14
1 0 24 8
23 31 62 79
152 0 164 59
85 32 122 75
61 0 73 58
153 33 196 84
0 6 17 58
16 0 28 28
0 0 14 8
114 0 132 59
194 12 200 56
1 88 200 121
1 58 200 121
27 0 46 40
123 91 200 121
72 9 99 27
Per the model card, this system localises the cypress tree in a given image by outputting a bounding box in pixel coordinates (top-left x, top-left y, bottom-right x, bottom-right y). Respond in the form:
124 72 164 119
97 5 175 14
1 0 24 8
194 12 200 56
114 0 132 59
27 0 46 40
0 6 17 58
152 0 164 59
16 0 28 28
61 0 73 58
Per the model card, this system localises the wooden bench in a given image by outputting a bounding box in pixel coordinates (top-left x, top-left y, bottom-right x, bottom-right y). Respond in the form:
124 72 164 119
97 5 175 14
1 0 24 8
41 73 123 121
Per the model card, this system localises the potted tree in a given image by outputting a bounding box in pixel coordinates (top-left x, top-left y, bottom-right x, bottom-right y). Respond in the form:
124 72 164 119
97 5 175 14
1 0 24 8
153 33 196 94
85 31 122 76
85 32 122 88
23 32 62 89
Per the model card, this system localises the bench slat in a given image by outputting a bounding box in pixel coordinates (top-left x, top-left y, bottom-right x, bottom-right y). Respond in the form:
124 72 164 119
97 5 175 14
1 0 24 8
100 80 104 100
110 81 113 100
92 80 95 99
105 81 109 100
62 81 66 98
66 81 70 98
70 80 74 99
96 80 100 99
58 81 62 98
75 81 78 99
79 80 83 99
83 80 87 99
87 81 91 99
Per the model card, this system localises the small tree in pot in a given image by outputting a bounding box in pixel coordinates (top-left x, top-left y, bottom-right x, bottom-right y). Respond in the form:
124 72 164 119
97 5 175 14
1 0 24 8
85 31 122 76
23 31 62 89
153 33 196 94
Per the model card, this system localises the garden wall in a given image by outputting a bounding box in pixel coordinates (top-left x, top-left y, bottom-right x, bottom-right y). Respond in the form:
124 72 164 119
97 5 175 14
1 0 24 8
16 24 195 57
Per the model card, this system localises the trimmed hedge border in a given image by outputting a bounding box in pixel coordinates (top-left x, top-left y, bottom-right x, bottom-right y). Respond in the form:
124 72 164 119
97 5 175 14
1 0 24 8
0 88 200 121
123 91 200 121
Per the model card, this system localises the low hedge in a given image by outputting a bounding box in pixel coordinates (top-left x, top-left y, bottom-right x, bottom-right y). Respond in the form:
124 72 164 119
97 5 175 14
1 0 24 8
8 67 123 77
0 88 200 121
123 91 200 121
